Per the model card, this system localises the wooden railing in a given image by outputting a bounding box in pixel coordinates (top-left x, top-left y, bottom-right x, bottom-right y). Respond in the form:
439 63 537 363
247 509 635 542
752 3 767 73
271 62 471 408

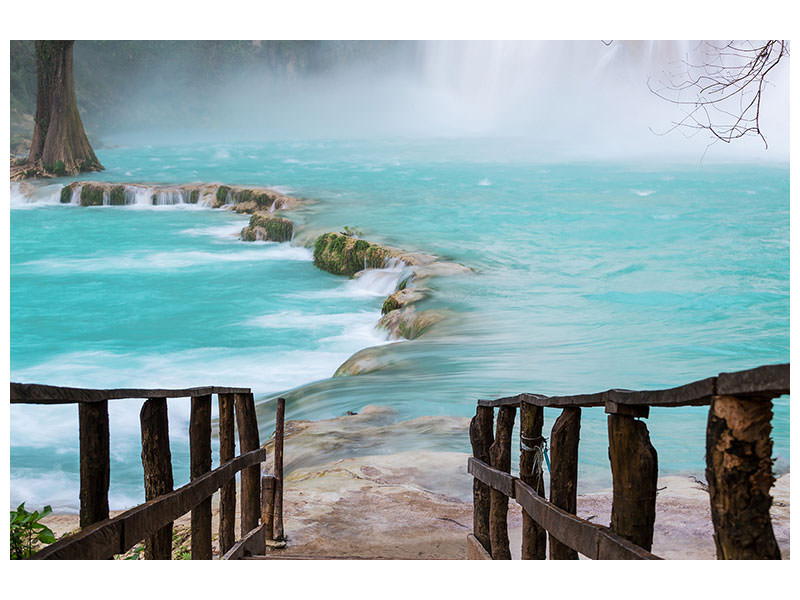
10 383 285 560
467 363 789 560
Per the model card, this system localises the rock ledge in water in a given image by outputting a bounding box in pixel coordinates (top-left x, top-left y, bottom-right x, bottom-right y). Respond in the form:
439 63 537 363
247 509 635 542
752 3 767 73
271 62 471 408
241 212 294 242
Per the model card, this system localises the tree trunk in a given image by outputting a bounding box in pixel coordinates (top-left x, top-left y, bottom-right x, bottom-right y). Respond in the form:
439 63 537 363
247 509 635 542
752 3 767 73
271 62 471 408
27 41 102 176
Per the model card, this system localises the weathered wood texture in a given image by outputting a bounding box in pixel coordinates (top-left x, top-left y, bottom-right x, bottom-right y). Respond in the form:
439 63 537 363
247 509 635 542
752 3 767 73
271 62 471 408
706 395 781 559
261 475 276 542
220 524 267 560
549 407 581 560
716 364 789 398
217 393 236 555
488 405 515 559
519 402 546 559
235 392 262 544
466 533 493 560
608 414 658 551
514 480 660 560
273 397 286 541
78 401 109 528
140 398 174 560
32 448 265 560
468 405 494 554
467 457 515 497
10 382 250 404
190 395 212 560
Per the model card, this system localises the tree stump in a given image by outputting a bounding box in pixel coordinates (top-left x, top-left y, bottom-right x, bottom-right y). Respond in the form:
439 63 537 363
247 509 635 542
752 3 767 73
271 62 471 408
706 395 780 559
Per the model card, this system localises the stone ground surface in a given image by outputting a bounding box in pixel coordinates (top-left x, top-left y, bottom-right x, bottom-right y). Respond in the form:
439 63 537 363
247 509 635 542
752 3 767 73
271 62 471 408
41 405 790 560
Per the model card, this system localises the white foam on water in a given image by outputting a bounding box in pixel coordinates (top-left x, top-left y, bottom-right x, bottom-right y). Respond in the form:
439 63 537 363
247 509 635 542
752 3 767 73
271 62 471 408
478 178 492 186
10 182 66 208
632 189 656 197
179 221 248 240
18 244 313 274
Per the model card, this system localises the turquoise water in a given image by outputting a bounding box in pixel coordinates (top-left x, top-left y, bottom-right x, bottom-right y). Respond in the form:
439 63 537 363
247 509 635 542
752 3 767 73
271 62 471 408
10 139 789 510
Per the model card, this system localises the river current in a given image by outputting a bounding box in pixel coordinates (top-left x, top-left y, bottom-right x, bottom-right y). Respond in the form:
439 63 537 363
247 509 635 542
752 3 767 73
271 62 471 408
9 139 789 511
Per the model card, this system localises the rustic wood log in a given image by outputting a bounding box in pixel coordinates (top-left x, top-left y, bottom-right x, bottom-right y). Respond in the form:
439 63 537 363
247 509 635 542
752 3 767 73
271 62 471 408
467 457 515 497
11 382 251 404
217 393 236 555
235 392 262 546
519 402 546 559
488 405 515 559
140 398 174 559
190 394 212 560
261 475 276 542
706 395 781 559
608 413 658 551
32 448 265 560
469 405 494 554
514 479 660 560
273 397 286 541
220 524 266 560
78 400 110 528
549 407 581 559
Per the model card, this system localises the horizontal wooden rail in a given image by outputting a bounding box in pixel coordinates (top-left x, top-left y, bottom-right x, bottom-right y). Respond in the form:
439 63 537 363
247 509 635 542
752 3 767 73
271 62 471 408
468 456 659 560
514 479 659 560
477 364 788 410
467 457 515 498
10 383 252 404
32 448 266 559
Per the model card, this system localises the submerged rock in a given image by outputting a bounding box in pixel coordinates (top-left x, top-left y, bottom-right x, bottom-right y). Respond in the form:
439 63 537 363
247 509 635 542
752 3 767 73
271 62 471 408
240 212 294 242
313 232 392 276
381 287 428 315
377 306 445 339
333 343 407 376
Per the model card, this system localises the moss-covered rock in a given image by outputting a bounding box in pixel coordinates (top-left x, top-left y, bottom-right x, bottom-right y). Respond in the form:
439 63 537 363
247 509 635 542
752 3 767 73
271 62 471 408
313 232 392 276
80 184 105 206
60 184 73 204
240 212 294 242
109 185 126 205
377 307 444 340
214 185 231 208
380 287 427 315
188 189 200 204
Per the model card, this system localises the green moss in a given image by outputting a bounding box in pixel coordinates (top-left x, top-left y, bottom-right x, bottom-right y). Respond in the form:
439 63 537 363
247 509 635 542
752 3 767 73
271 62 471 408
109 185 126 205
60 185 73 204
241 212 293 242
80 184 104 206
381 295 401 315
215 185 231 207
188 189 200 204
313 232 391 276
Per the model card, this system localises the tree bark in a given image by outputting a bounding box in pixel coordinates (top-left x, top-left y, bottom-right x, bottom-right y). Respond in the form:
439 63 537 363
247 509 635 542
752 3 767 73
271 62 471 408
706 395 780 559
28 41 102 176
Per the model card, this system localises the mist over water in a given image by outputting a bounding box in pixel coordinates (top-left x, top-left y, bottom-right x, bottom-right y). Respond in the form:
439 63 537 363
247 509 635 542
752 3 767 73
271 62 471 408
10 41 790 511
95 40 789 161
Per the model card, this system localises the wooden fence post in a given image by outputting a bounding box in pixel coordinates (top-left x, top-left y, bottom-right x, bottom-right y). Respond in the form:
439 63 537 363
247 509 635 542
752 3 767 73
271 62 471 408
217 393 236 555
608 411 657 552
706 395 780 559
273 397 286 541
469 405 494 555
79 400 110 529
519 402 546 559
549 407 581 559
261 475 276 542
489 405 516 559
140 398 173 559
235 392 262 550
190 394 212 559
